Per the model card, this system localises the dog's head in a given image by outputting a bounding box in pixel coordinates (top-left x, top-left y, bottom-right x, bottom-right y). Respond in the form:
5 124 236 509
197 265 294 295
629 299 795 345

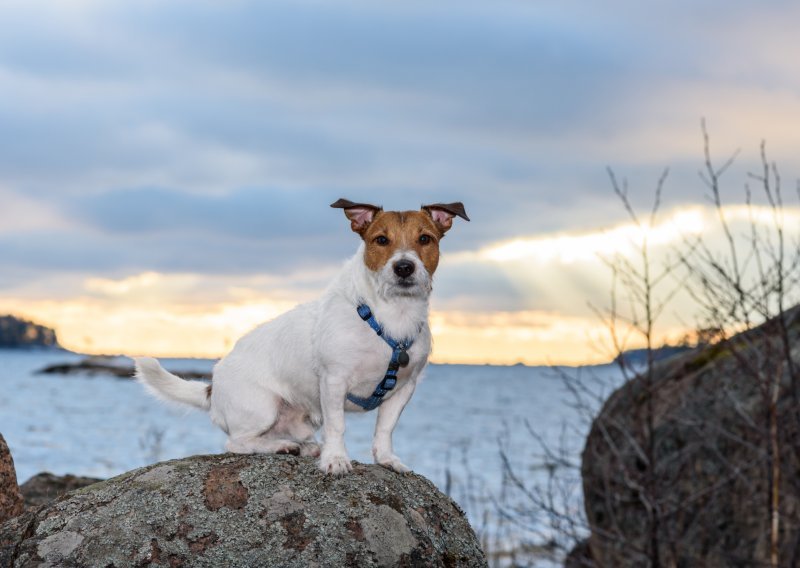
331 198 469 298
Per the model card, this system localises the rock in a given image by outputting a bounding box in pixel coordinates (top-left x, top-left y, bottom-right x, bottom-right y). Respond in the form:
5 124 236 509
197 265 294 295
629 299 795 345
563 538 595 567
0 454 486 567
0 316 58 349
581 306 800 566
37 356 211 381
0 435 23 523
19 473 103 513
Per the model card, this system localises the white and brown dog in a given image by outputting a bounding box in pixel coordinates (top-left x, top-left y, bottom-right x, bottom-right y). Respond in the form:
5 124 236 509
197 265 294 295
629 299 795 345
135 198 469 475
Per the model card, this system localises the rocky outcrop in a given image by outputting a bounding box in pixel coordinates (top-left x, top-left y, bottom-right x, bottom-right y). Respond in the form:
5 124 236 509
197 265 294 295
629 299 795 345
580 307 800 566
38 356 211 381
0 435 23 524
0 316 58 349
0 454 486 567
19 473 103 514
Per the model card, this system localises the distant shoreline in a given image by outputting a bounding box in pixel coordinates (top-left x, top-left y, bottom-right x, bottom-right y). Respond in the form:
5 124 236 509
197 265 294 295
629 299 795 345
1 344 692 371
0 314 60 349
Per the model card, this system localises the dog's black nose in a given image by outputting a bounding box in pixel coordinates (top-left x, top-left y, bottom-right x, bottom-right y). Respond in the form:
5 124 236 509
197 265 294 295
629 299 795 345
393 260 415 278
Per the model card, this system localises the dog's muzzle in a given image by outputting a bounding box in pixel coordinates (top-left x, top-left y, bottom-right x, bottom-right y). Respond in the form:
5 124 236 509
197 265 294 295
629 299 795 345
383 254 429 297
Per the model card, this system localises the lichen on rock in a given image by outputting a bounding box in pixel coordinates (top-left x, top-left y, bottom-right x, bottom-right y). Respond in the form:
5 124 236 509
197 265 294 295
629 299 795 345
0 453 487 567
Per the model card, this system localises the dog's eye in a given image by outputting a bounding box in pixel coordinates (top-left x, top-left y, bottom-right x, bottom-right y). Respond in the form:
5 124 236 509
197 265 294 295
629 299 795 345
419 235 432 245
375 236 390 246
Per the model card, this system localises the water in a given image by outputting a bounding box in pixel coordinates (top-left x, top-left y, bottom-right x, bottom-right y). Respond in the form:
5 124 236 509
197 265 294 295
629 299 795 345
0 349 622 565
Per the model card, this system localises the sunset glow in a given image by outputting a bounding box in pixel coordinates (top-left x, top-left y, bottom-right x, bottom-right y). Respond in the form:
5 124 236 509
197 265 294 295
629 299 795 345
470 208 706 265
3 203 794 365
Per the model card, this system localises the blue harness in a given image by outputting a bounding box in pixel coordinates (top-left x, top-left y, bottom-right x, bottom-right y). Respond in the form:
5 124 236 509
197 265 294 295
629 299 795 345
346 303 414 411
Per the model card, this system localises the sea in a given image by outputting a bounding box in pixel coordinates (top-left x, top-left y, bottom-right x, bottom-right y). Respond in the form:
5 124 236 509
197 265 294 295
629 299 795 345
0 348 624 566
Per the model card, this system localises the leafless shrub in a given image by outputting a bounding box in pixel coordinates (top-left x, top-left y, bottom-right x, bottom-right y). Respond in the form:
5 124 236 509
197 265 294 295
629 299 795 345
491 124 800 567
139 424 166 465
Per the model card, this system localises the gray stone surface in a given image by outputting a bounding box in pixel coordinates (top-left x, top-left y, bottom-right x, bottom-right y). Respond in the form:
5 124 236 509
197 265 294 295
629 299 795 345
0 453 486 567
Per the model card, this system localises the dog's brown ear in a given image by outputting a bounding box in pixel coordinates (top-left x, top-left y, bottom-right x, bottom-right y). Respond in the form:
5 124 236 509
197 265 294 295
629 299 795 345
331 198 383 234
421 202 470 235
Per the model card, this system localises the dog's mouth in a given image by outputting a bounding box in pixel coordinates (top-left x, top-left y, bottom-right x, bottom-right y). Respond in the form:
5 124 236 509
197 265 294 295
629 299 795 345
390 277 427 297
378 257 430 298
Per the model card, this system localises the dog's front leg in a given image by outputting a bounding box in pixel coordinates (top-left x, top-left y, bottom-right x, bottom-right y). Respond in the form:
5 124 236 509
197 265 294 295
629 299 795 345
372 380 416 473
319 374 353 475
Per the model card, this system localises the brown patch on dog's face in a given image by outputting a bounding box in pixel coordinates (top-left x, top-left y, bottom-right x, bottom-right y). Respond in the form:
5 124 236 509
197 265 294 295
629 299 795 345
361 211 442 274
331 199 468 284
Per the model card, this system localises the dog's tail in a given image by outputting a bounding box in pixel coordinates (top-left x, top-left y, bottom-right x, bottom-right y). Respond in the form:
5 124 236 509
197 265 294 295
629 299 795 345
134 357 211 411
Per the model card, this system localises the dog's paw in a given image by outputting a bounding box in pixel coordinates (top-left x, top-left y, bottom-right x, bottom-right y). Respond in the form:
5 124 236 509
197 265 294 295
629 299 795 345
376 455 411 474
319 453 353 476
300 442 321 458
275 442 301 456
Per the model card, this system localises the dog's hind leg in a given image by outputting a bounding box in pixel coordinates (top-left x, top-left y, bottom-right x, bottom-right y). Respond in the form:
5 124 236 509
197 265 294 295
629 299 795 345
270 401 321 458
288 414 321 458
217 390 302 455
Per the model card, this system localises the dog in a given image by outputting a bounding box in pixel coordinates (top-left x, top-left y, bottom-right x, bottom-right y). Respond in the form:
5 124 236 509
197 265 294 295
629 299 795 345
134 198 469 475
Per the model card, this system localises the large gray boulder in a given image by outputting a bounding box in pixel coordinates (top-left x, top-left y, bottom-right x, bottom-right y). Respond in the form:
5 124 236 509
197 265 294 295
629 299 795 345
580 307 800 566
1 453 486 567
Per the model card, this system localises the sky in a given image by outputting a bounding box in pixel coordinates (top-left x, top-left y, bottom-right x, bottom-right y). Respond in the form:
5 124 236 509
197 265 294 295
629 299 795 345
1 0 800 365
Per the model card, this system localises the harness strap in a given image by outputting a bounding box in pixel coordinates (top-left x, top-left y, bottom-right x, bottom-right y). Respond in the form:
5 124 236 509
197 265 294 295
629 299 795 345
347 303 413 411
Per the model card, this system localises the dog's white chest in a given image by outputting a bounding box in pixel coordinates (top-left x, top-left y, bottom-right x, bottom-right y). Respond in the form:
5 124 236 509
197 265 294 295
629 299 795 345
312 293 431 408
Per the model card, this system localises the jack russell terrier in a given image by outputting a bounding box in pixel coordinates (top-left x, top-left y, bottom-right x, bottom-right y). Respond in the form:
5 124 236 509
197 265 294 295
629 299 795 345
134 198 469 475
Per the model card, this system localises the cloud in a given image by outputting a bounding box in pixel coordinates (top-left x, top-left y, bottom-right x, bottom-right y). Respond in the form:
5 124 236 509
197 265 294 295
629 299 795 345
0 186 75 233
2 0 800 362
0 0 641 203
0 267 334 356
473 208 706 264
2 0 799 218
81 270 328 306
2 200 798 363
0 228 351 283
438 203 800 321
0 294 299 358
65 187 342 238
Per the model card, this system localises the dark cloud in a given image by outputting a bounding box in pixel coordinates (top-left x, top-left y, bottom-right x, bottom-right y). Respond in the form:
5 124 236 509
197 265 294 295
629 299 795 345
1 0 799 312
65 188 342 239
0 1 634 200
0 226 350 279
